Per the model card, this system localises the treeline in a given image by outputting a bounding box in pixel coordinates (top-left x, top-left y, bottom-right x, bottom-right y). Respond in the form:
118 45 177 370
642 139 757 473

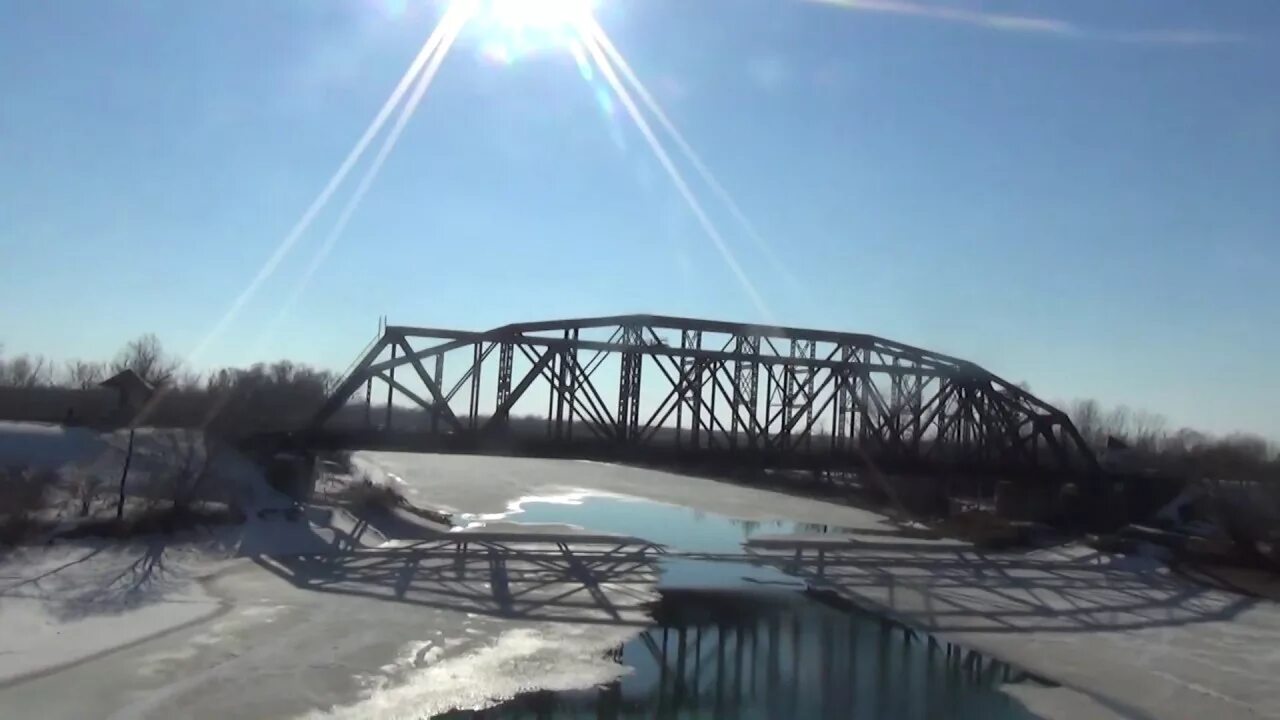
1065 398 1278 482
0 335 335 437
0 334 198 389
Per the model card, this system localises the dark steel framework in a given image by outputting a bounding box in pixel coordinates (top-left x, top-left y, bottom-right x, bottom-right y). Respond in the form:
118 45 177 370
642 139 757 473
311 315 1097 476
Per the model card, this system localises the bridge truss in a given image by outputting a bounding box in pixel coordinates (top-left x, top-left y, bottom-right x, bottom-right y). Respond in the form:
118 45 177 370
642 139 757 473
311 315 1097 477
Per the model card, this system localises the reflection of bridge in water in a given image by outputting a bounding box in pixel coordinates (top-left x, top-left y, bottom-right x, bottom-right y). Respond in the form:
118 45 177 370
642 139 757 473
437 586 1041 720
309 315 1097 480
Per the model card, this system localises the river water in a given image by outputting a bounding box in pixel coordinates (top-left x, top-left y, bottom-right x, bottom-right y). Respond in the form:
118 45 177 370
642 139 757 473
434 495 1041 719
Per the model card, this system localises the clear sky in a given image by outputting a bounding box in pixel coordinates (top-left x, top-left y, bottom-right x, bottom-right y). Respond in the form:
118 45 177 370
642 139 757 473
2 0 1278 439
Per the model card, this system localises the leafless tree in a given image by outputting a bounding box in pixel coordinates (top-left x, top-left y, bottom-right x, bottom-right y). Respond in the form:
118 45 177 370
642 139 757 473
1163 427 1209 456
1103 405 1133 443
172 370 204 391
63 359 106 389
111 334 181 386
1130 409 1168 451
71 474 106 517
0 354 51 388
1068 399 1103 446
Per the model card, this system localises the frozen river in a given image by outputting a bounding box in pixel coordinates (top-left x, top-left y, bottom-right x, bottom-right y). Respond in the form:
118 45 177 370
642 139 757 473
3 450 1278 719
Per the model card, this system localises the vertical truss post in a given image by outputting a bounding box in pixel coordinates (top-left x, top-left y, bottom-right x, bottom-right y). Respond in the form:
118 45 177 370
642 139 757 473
832 346 855 455
768 365 789 448
554 329 575 440
468 342 483 430
629 329 644 443
858 365 873 449
431 353 444 434
889 365 905 452
765 363 777 442
678 330 702 449
802 342 816 452
732 335 760 449
935 381 951 456
545 349 557 438
364 374 373 431
617 325 643 442
708 362 718 449
496 342 514 412
782 339 816 453
567 329 580 440
910 374 924 454
384 342 398 430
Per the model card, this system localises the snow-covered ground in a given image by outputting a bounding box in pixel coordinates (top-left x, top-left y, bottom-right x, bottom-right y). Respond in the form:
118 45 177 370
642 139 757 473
0 421 304 690
5 432 1280 719
359 451 1280 720
0 424 656 718
0 420 284 523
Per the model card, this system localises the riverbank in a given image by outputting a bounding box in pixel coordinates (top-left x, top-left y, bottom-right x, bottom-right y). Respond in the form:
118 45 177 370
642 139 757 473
357 450 1280 720
3 434 1277 719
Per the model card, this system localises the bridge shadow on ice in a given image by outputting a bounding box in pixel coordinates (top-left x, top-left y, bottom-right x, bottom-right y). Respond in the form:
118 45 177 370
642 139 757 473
252 534 665 626
250 529 1257 637
745 538 1259 635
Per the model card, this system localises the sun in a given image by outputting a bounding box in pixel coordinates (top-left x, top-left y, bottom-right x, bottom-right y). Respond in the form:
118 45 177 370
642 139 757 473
456 0 599 63
478 0 595 29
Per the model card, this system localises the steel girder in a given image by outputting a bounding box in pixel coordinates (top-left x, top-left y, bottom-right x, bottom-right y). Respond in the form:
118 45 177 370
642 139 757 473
311 315 1098 475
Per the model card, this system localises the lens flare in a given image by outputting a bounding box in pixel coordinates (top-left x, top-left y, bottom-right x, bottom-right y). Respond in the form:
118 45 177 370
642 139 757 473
577 25 773 321
173 2 474 372
461 0 598 62
266 4 470 334
582 19 806 301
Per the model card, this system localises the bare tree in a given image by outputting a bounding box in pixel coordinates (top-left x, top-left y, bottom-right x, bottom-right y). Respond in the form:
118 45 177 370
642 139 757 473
63 359 106 389
1068 399 1103 446
111 334 181 386
0 354 51 388
1163 427 1209 456
172 370 203 391
1130 409 1168 452
1103 405 1133 444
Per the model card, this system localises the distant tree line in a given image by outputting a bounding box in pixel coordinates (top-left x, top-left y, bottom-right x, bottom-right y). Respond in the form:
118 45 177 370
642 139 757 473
2 337 1277 480
1063 398 1278 483
0 335 335 438
0 334 191 390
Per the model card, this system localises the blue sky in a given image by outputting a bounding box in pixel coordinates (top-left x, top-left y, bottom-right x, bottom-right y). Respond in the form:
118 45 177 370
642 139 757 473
2 0 1278 439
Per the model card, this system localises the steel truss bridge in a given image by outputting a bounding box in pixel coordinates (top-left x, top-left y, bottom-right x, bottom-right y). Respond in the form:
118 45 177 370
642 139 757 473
310 315 1097 478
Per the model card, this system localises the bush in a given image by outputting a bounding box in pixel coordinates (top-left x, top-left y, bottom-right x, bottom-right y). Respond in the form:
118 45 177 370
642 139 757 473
334 475 404 514
0 466 59 544
1204 478 1280 567
0 466 55 517
58 503 247 540
70 473 106 517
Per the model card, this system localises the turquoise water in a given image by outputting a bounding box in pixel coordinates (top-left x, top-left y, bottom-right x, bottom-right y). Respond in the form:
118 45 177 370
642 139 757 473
438 496 1041 720
459 493 857 555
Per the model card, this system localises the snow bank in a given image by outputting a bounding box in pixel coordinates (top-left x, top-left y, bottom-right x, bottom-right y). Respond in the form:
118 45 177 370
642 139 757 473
0 542 226 686
0 421 107 470
0 420 297 523
0 421 324 685
310 624 635 719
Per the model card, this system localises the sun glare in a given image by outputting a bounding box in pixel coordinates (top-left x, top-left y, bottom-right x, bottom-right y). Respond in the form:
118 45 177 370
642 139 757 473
483 0 594 29
458 0 598 63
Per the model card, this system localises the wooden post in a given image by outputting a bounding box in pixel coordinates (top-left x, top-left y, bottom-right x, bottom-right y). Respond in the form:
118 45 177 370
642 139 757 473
116 428 136 520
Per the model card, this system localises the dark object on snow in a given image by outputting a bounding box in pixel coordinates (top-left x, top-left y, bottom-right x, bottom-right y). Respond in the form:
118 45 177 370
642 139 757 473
266 452 315 501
